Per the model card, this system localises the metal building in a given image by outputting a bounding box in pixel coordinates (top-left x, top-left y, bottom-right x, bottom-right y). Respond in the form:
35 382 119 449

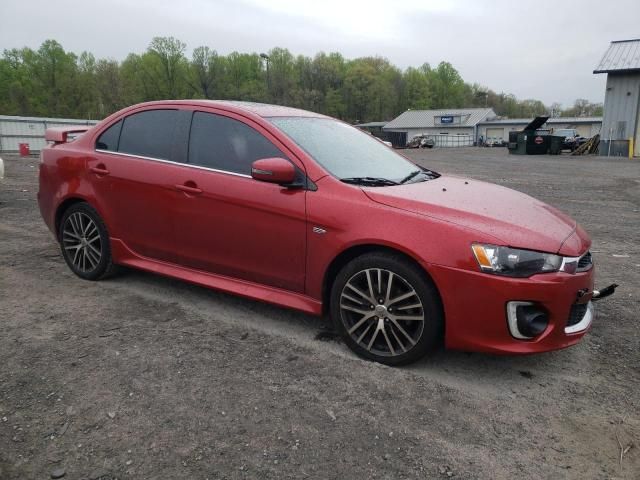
0 115 99 154
354 121 390 141
477 117 602 145
383 108 496 147
594 39 640 157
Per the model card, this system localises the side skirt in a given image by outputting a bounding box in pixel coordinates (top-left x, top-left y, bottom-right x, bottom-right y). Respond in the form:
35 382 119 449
110 238 323 316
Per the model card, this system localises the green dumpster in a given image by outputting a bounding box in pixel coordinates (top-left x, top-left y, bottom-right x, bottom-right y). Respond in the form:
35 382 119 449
507 116 555 155
548 135 564 155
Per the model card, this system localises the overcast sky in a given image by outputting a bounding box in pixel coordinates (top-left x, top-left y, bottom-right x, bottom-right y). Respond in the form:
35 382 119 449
1 0 639 107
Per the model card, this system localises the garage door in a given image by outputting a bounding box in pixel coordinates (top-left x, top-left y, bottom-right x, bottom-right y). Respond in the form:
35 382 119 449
486 128 504 142
635 104 640 157
576 125 591 138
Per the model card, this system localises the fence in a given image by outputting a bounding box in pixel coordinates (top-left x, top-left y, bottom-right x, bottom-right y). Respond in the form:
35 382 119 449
0 115 100 154
420 134 474 148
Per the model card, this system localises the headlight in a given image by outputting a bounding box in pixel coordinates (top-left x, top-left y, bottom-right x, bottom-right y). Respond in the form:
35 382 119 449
472 244 563 277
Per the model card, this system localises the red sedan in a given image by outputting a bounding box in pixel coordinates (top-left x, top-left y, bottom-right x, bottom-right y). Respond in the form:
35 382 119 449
38 101 608 365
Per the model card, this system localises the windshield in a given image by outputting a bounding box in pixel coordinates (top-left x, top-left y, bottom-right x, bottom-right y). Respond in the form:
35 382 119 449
555 129 575 137
269 117 428 183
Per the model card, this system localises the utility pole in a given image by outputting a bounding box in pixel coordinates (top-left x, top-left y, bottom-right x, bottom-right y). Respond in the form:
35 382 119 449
260 53 270 100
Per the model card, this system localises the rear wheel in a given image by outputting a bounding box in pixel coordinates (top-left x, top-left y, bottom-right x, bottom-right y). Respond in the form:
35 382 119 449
330 252 443 366
59 202 116 280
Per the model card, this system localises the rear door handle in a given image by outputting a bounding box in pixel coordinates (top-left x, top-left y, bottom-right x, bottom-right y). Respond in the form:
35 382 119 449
90 165 110 176
175 183 203 195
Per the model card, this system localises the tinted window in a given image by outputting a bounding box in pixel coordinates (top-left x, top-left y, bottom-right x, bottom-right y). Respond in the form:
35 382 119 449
189 112 285 175
118 109 178 160
95 120 122 151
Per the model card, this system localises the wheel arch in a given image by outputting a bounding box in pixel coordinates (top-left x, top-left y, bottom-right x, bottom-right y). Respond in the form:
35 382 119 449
321 243 444 320
54 197 89 238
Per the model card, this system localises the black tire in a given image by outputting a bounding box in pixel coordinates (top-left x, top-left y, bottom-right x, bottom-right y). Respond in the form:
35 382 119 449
330 252 443 366
58 202 117 281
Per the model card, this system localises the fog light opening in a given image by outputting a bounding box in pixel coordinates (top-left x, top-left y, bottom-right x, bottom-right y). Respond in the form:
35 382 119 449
507 301 549 340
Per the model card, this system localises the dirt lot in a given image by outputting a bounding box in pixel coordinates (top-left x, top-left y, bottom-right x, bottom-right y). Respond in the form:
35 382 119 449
1 147 638 480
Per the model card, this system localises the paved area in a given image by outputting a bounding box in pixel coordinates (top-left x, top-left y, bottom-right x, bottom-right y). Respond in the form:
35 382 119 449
0 148 638 479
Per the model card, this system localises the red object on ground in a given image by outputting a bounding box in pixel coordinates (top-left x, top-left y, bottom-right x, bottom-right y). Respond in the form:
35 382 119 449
19 143 30 157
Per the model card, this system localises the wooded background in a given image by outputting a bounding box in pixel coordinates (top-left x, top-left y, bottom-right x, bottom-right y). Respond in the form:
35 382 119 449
0 37 604 122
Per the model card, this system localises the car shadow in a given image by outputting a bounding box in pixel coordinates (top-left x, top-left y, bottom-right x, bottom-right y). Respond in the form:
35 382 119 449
105 266 587 390
106 267 333 340
404 343 586 394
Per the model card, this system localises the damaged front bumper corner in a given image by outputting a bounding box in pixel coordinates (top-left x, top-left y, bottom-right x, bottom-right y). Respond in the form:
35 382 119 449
592 283 618 302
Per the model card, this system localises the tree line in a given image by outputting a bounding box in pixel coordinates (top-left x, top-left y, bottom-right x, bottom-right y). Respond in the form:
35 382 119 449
0 37 603 122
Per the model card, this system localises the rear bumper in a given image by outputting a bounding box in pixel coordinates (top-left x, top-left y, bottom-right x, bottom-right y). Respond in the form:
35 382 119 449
428 263 595 354
37 162 57 236
37 188 56 236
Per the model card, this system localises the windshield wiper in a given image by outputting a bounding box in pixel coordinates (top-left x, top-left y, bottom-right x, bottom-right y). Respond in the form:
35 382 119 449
400 170 422 184
400 168 440 184
340 177 399 187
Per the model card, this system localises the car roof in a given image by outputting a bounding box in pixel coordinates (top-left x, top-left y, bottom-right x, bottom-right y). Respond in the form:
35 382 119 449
130 100 328 119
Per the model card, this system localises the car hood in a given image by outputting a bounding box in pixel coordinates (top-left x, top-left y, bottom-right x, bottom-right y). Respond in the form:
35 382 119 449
363 175 587 256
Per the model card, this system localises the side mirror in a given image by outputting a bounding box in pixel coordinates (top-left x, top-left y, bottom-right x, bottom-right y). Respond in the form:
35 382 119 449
251 157 296 186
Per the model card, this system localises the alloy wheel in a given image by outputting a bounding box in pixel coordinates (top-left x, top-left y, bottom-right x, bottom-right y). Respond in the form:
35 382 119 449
339 268 425 357
62 212 102 273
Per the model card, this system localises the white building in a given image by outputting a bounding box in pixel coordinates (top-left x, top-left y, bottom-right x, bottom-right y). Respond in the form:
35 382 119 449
382 108 603 147
594 39 640 157
383 108 496 147
0 115 99 153
477 117 602 145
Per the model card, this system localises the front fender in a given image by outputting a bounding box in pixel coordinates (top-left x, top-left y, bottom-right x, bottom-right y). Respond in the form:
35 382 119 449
305 181 496 301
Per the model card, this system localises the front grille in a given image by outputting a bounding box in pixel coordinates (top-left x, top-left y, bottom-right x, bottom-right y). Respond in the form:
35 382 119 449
577 251 592 272
567 303 588 327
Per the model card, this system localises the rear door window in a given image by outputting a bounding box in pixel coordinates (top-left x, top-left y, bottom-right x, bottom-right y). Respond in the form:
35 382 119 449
118 109 178 160
188 112 285 175
95 120 122 151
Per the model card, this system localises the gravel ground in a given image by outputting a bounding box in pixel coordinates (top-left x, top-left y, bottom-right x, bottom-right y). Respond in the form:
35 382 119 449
0 148 638 480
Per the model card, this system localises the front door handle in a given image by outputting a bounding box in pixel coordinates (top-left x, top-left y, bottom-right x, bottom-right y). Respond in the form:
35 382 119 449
175 183 203 195
90 165 110 176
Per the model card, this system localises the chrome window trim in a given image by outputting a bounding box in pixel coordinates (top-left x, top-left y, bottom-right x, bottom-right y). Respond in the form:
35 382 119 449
565 301 594 334
94 149 252 179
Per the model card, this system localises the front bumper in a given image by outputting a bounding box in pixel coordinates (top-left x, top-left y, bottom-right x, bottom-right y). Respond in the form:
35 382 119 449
428 263 596 354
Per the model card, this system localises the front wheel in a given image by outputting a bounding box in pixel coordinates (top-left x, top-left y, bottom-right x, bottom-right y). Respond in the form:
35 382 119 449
59 202 117 280
330 252 443 366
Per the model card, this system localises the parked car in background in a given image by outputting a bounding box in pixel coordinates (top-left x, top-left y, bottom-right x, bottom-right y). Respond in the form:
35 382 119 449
554 128 587 151
38 100 612 365
484 137 507 147
407 135 435 148
374 135 393 148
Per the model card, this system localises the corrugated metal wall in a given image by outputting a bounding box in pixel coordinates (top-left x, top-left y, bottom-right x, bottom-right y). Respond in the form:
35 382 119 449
600 72 640 156
0 115 100 153
477 122 602 143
